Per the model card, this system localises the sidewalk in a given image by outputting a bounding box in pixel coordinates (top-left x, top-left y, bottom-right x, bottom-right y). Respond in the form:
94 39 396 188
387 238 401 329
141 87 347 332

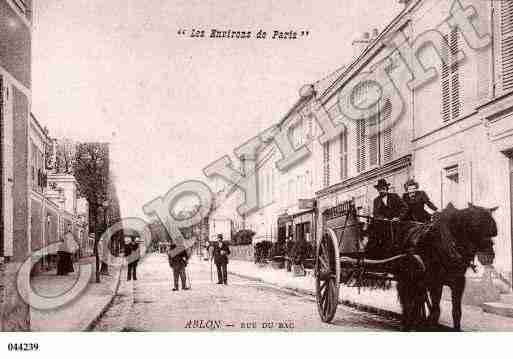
30 256 122 331
203 258 513 331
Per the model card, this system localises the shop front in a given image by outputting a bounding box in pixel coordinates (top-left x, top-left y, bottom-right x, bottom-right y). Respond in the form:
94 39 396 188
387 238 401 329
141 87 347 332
277 213 293 243
292 209 315 244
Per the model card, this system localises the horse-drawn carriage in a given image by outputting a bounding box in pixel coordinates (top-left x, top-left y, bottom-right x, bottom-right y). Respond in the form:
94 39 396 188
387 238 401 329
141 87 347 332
314 199 498 331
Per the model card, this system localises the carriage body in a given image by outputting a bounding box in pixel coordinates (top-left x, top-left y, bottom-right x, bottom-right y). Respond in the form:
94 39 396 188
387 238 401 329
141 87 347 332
315 200 412 322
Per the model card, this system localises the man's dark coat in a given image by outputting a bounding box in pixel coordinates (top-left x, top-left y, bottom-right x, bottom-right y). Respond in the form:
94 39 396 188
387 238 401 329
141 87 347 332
168 248 189 269
373 192 408 220
212 241 231 265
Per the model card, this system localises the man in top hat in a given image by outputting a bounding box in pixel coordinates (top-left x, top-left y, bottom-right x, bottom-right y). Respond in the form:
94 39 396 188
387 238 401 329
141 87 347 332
372 178 408 221
211 234 231 285
402 179 438 223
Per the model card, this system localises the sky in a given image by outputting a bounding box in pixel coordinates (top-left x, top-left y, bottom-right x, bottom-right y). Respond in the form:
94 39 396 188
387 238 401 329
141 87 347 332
32 0 403 219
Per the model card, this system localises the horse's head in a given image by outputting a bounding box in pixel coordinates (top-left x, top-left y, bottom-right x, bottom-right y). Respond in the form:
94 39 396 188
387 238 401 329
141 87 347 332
460 203 498 265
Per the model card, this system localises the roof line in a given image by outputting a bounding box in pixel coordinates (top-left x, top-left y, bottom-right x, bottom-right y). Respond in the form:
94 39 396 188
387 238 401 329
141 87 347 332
30 112 51 141
317 0 422 102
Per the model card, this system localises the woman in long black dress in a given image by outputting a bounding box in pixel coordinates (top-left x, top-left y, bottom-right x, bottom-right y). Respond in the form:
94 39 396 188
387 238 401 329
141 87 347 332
57 231 75 275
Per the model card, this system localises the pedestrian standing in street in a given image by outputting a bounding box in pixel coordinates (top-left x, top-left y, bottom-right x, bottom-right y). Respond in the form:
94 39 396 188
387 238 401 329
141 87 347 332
168 243 190 291
212 234 230 285
125 237 140 281
57 230 75 275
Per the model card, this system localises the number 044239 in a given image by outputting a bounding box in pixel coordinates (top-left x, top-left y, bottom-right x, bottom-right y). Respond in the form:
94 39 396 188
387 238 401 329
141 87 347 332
7 343 39 351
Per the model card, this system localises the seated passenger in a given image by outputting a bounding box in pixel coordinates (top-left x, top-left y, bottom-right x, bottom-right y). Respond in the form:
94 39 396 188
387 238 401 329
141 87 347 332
402 179 438 223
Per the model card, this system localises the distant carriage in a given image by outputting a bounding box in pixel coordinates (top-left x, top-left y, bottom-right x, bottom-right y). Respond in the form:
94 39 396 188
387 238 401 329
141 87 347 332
315 200 498 330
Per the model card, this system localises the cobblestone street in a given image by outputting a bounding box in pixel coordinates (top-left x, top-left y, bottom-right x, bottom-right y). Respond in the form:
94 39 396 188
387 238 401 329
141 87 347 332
92 253 402 331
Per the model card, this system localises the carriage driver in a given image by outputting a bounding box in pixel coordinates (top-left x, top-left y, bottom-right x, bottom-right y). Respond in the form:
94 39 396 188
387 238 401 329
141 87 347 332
372 178 408 221
362 179 409 252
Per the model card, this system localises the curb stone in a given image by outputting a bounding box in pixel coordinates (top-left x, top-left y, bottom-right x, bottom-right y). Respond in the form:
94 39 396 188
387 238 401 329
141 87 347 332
119 274 135 331
83 264 123 332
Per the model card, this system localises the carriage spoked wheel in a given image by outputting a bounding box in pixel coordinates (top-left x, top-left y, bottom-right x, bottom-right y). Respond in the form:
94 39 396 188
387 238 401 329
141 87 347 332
315 228 340 323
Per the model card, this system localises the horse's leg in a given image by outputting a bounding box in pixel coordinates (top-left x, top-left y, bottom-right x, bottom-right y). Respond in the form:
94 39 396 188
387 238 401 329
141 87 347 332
427 283 442 328
397 279 412 331
451 276 465 331
414 282 428 330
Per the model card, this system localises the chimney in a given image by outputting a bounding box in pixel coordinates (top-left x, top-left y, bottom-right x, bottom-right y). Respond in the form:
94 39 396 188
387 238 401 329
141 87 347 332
352 31 370 58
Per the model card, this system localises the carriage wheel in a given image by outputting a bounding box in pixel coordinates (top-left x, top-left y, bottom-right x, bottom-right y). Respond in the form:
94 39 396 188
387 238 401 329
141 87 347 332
315 228 340 323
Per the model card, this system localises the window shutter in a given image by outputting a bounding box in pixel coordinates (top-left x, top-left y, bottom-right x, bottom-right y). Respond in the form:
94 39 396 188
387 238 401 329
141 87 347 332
339 132 348 180
440 30 460 122
323 142 330 187
382 99 393 162
368 115 378 167
501 0 513 92
450 28 460 120
441 34 451 122
356 119 366 173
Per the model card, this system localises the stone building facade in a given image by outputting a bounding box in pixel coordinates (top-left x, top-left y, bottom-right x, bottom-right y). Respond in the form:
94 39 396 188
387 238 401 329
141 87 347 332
311 0 513 304
1 0 33 331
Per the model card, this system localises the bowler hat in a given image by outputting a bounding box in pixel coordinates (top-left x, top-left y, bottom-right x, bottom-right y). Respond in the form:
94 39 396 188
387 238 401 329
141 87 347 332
217 234 223 240
374 178 391 190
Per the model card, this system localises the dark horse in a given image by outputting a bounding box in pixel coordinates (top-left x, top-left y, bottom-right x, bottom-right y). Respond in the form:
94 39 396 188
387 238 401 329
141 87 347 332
397 203 498 331
366 202 498 331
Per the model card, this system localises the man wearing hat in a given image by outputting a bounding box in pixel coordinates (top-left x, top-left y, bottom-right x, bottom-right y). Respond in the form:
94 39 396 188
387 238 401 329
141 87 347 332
212 234 231 284
372 178 408 221
168 243 190 291
402 179 438 223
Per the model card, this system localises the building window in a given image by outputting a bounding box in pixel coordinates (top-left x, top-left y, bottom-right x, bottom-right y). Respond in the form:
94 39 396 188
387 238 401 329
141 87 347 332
307 113 313 140
445 165 459 183
30 142 37 191
500 1 513 93
382 99 393 163
356 119 366 173
356 98 393 173
288 179 294 206
441 28 460 122
281 182 287 205
305 172 311 196
339 131 348 180
271 167 275 201
442 164 464 208
259 170 265 206
266 172 271 204
323 141 330 187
